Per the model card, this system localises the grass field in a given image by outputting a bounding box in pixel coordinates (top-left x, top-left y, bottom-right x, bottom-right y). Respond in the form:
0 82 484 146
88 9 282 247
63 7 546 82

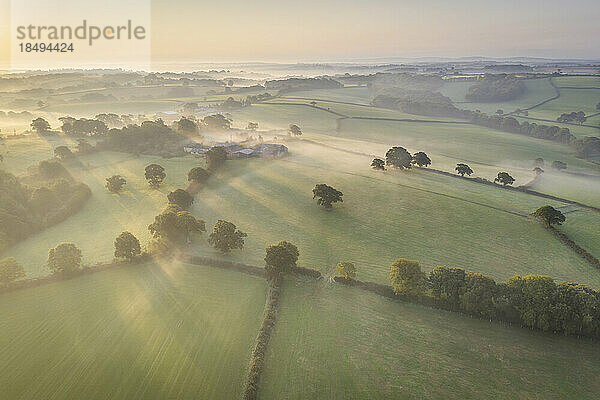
0 134 78 174
185 141 600 287
0 261 267 400
529 171 600 208
554 76 600 88
279 86 373 104
559 209 600 259
440 78 557 114
526 88 600 122
260 279 600 400
4 150 199 277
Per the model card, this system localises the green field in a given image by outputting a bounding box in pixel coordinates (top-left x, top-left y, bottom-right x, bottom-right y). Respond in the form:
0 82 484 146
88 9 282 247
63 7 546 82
4 150 199 277
0 134 78 175
0 261 267 400
554 76 600 88
559 209 600 259
526 88 600 122
260 279 600 400
183 141 600 287
440 78 558 114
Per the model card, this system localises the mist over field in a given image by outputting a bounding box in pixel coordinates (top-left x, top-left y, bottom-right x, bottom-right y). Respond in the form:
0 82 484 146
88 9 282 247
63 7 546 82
1 0 600 398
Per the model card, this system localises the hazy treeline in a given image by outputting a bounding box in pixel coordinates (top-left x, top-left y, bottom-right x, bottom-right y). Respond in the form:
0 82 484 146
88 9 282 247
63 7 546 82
465 74 526 102
0 161 91 253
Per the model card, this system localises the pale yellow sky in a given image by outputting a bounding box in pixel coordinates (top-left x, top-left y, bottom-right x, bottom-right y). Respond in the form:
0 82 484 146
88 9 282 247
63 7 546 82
1 0 600 71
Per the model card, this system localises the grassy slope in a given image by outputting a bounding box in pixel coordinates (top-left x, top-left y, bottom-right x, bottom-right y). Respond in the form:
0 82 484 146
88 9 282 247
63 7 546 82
228 102 598 185
529 172 600 209
280 86 373 104
440 78 557 114
559 209 600 259
261 279 600 400
554 76 600 88
0 134 79 175
4 151 200 277
526 89 600 122
188 141 600 287
0 261 267 400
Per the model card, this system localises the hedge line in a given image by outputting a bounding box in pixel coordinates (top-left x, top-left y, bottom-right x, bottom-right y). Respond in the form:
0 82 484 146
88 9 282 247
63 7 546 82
0 254 150 295
242 276 282 400
426 167 600 213
178 254 266 278
291 265 323 278
548 226 600 269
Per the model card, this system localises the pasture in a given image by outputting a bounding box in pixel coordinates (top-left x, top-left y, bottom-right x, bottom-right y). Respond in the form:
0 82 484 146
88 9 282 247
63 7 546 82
4 150 199 277
440 77 557 114
0 261 267 400
187 141 600 287
260 279 600 400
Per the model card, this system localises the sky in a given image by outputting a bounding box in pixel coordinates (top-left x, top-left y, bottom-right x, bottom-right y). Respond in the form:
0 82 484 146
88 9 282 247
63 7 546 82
1 0 600 70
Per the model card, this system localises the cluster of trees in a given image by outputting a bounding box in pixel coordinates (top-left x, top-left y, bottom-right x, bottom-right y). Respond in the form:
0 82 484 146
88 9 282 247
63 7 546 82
97 120 189 157
264 77 342 93
465 75 526 102
388 259 600 338
557 111 587 124
0 162 90 253
59 117 108 136
373 147 431 170
469 112 576 144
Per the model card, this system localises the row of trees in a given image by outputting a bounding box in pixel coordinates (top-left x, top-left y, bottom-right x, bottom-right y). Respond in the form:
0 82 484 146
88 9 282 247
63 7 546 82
388 258 600 338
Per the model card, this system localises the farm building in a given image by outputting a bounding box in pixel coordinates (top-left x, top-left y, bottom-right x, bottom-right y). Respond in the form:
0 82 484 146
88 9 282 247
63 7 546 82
253 143 288 158
183 143 210 156
232 148 255 159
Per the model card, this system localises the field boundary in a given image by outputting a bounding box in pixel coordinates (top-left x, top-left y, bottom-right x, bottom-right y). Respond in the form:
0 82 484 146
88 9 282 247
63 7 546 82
548 226 600 270
242 276 282 400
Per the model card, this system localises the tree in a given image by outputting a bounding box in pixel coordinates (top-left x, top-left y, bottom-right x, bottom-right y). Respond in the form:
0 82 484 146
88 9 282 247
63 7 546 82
371 158 385 170
246 122 259 131
494 172 515 186
455 163 473 177
385 146 412 169
288 124 302 136
208 220 247 253
461 272 498 318
202 114 232 130
54 145 74 160
174 117 198 134
114 231 141 262
148 210 180 240
175 211 206 242
507 274 558 331
532 205 566 227
389 258 426 296
336 261 356 280
206 146 228 171
31 117 51 134
533 167 544 176
551 160 567 171
167 189 194 209
188 166 210 183
0 257 25 285
429 266 466 308
412 152 431 167
534 157 544 167
312 184 343 209
47 243 82 275
264 241 299 277
106 175 126 193
145 164 166 188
